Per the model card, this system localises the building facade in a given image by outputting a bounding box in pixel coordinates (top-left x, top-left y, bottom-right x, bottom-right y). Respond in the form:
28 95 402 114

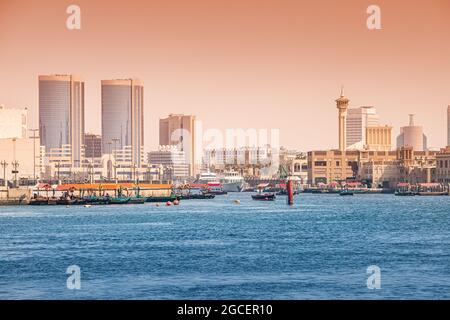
436 146 450 184
84 134 102 159
0 105 28 139
365 125 392 151
159 114 197 176
307 150 399 185
148 145 189 179
346 106 379 150
39 75 85 169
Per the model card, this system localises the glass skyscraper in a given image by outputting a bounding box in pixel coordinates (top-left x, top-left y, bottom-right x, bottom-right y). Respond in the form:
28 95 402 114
101 79 144 167
39 75 85 167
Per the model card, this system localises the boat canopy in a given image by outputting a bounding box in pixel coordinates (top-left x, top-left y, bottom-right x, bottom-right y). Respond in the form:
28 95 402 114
397 182 410 187
34 183 52 190
50 183 173 191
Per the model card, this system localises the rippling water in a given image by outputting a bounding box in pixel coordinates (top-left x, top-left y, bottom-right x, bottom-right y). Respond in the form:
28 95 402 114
0 193 449 299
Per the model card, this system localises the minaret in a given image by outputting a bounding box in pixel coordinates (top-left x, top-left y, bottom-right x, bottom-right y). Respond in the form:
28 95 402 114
336 87 349 151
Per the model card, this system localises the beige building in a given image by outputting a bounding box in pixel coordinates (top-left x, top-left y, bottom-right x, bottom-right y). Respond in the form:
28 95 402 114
0 105 28 139
358 160 401 189
365 125 392 151
308 150 401 185
435 146 450 184
159 114 197 176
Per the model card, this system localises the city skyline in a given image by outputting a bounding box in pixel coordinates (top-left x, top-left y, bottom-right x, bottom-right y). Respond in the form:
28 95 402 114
1 0 450 152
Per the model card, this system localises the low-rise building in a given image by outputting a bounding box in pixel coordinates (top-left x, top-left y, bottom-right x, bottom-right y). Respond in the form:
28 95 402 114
436 146 450 184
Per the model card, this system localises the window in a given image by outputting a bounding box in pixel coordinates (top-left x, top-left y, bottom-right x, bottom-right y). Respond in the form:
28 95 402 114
314 161 327 167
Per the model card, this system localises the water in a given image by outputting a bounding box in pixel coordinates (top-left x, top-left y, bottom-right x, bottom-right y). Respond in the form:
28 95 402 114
0 193 449 300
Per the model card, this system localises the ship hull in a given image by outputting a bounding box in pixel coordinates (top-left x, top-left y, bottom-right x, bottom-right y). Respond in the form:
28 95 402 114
222 182 243 192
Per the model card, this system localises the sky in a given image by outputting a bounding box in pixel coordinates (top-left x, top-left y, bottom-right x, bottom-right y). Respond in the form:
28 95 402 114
0 0 449 152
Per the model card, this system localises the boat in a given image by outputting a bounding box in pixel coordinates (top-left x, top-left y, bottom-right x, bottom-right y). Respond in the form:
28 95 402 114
179 193 215 200
206 183 228 195
417 191 447 196
252 183 276 201
109 196 131 205
339 190 354 196
129 197 145 204
83 196 112 205
29 197 49 205
252 193 276 201
197 171 220 183
395 190 416 196
145 195 179 203
219 171 244 192
56 198 78 205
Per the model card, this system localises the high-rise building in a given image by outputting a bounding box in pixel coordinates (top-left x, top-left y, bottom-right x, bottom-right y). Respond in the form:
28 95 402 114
365 125 392 151
346 106 379 150
101 79 144 167
84 134 102 159
336 89 349 152
159 114 197 176
396 114 428 151
39 75 85 168
447 106 450 146
0 105 28 139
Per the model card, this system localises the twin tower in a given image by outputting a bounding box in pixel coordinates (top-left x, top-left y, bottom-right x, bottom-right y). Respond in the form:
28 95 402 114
38 75 144 168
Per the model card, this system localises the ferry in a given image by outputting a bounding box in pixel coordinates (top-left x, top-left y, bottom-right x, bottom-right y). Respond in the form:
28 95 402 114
219 171 244 192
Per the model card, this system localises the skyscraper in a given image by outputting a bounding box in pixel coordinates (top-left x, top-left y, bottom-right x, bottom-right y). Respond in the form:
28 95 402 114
101 79 144 167
335 89 349 152
346 106 379 150
396 114 428 151
159 114 197 176
39 75 85 167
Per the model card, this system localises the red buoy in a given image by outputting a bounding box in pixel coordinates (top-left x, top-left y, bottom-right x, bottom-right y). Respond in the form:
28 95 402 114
287 180 294 206
166 201 172 206
173 199 180 205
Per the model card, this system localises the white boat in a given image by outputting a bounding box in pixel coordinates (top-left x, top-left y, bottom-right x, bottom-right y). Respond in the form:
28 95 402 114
219 171 244 192
198 171 220 183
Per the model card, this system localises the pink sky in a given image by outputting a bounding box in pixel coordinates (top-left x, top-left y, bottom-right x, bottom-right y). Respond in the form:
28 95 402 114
0 0 449 151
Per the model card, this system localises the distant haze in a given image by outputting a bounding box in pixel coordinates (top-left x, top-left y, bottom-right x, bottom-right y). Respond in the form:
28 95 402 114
0 0 449 151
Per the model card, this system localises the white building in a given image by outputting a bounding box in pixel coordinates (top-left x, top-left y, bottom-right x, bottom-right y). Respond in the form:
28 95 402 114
148 145 189 179
0 105 28 139
0 138 43 184
346 106 379 150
